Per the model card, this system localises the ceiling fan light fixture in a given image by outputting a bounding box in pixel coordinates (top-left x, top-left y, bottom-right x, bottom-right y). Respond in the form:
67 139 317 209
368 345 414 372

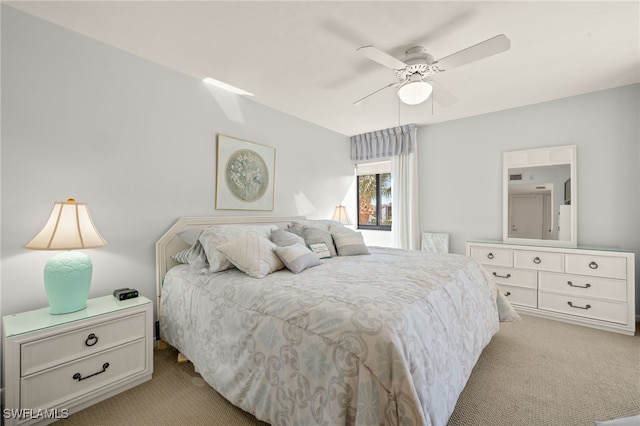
397 80 432 105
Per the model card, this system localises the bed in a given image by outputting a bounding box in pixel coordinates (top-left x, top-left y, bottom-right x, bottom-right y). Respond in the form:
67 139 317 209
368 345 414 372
156 216 516 426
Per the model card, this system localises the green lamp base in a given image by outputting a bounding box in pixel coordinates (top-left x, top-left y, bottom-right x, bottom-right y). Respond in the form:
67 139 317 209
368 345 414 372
44 251 92 315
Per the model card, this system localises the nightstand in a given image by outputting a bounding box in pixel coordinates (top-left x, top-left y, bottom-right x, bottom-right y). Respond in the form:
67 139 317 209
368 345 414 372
3 295 153 425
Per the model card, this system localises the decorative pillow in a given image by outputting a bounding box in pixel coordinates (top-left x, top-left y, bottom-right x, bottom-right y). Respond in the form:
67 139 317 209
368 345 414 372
288 219 343 236
171 241 209 272
329 224 355 235
270 229 305 247
171 248 191 264
332 232 370 256
273 243 321 273
302 227 337 257
216 233 284 279
199 224 277 272
308 242 332 259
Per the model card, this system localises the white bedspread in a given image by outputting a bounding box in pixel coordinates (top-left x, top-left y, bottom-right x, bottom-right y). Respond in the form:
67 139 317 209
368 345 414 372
160 247 500 426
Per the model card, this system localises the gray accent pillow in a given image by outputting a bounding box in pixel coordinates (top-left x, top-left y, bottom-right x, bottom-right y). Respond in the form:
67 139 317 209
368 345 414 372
302 227 337 257
332 232 370 256
273 243 321 273
270 229 305 247
329 224 355 235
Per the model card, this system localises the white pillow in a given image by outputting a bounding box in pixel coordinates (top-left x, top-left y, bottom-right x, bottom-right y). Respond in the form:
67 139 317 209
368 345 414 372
216 233 284 279
273 243 321 273
199 224 277 272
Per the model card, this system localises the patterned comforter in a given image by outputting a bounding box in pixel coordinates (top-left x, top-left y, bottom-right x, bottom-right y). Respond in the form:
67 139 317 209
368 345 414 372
160 247 500 426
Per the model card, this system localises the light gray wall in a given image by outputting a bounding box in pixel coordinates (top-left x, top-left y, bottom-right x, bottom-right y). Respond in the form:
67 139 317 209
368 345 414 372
418 83 640 311
0 6 353 316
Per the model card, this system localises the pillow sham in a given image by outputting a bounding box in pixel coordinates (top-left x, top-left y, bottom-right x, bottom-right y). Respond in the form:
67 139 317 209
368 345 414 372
199 224 278 272
177 228 204 246
332 231 370 256
270 228 305 247
273 243 321 273
216 233 284 279
302 227 337 257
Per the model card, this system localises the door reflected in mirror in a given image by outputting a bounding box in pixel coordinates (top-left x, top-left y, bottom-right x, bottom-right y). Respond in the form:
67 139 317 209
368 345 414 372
507 164 570 240
503 145 576 247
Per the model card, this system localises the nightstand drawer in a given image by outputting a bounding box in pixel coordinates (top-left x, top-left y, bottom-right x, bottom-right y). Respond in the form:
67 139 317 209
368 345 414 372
21 312 146 376
21 338 146 409
565 254 627 279
514 250 564 272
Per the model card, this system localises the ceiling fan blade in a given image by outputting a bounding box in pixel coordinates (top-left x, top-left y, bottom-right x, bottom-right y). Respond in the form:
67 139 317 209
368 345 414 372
435 34 510 71
357 46 407 70
353 82 398 106
430 81 457 107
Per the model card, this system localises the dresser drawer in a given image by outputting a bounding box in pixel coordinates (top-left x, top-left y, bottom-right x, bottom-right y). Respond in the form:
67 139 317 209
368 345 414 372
485 266 537 289
538 292 628 324
469 246 512 267
565 254 627 279
21 312 146 376
539 272 627 302
21 338 146 409
498 284 537 308
514 250 564 272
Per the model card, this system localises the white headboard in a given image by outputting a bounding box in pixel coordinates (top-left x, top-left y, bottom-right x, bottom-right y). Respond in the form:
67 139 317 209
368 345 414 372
155 216 304 319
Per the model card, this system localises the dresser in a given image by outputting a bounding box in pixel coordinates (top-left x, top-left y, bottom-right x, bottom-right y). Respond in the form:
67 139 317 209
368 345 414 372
466 241 636 335
3 295 153 425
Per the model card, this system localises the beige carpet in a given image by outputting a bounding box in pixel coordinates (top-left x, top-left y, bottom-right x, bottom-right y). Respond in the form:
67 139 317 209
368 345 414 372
62 315 640 426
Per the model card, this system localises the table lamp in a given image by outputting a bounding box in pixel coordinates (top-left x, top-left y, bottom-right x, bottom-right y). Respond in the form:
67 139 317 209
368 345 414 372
332 205 352 225
25 199 107 314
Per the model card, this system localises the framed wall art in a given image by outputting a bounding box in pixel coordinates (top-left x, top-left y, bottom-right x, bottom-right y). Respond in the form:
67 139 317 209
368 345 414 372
216 134 275 210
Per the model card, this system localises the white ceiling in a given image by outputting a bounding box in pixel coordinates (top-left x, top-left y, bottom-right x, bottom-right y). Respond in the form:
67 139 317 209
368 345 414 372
6 1 639 136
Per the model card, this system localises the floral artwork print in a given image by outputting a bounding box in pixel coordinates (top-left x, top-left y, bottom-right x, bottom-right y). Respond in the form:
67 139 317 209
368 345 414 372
216 134 275 210
225 149 268 202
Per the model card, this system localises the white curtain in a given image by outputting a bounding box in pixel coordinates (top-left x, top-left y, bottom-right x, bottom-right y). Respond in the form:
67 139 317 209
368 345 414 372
350 124 420 250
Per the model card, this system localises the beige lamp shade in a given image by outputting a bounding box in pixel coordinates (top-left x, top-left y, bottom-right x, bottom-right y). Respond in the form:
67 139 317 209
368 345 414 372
25 199 107 250
332 205 352 225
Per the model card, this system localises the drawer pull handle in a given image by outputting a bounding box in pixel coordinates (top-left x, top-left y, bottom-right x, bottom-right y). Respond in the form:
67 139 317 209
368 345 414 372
567 301 591 310
85 333 99 347
504 291 511 297
533 257 542 264
567 281 591 289
589 261 599 269
492 272 511 279
72 362 110 382
487 253 494 260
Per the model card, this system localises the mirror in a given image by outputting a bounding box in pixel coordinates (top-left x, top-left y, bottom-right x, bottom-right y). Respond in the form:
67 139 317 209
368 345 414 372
503 145 577 247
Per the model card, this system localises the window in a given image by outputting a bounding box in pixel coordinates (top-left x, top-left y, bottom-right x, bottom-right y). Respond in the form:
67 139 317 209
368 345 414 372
357 162 392 231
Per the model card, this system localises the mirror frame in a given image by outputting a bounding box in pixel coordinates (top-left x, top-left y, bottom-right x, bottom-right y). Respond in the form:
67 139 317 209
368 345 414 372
503 145 577 247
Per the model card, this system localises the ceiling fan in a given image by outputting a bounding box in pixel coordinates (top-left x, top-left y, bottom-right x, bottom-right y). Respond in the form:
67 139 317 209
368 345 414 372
354 34 510 106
